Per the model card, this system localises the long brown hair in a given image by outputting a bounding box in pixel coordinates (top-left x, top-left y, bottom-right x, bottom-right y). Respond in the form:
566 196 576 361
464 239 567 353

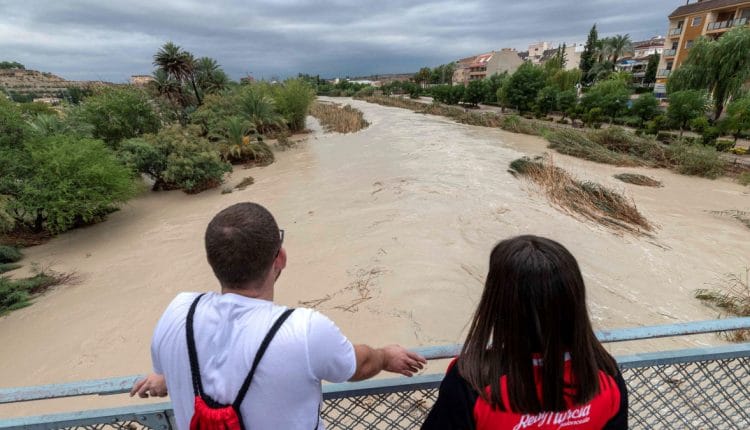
458 235 617 413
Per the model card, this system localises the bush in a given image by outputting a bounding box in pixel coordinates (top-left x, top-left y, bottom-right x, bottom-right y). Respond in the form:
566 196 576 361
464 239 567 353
613 173 662 187
0 246 22 263
273 79 316 132
730 147 748 155
3 135 138 233
645 114 669 135
0 97 25 147
122 125 231 193
715 139 735 152
0 268 74 315
667 142 725 178
588 127 669 166
690 116 710 134
77 86 161 149
0 263 21 274
546 129 640 166
702 126 721 146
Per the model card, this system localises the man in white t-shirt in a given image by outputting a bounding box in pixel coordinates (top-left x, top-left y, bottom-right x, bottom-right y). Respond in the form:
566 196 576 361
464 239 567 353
131 202 426 429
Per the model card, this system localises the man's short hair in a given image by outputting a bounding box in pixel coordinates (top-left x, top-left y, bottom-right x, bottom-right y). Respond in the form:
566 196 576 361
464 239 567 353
205 202 281 288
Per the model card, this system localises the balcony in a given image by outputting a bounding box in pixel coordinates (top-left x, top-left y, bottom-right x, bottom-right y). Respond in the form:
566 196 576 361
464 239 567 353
707 17 748 32
657 69 671 78
663 49 677 57
668 27 683 36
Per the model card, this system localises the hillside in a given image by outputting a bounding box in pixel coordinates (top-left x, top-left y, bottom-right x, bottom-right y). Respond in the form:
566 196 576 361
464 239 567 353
0 68 112 99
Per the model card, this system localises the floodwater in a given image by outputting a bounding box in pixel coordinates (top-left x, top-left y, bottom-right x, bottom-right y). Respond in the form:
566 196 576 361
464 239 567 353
1 97 749 416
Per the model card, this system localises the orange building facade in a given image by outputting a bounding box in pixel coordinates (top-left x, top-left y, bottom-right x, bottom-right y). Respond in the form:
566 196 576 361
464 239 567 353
655 0 750 97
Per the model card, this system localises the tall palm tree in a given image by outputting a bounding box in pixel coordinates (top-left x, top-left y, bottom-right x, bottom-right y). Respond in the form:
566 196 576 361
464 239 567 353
195 57 229 95
153 42 202 105
608 34 632 65
239 89 286 134
150 69 183 104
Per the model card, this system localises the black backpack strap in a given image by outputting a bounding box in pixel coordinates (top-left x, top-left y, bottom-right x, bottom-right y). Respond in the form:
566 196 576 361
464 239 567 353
185 293 207 397
233 308 295 409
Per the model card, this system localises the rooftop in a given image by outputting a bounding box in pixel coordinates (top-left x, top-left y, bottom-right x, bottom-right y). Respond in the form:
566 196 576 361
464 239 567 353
670 0 750 18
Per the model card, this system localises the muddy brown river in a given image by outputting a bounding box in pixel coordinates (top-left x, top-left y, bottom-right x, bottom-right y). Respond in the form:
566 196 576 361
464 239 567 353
1 97 749 416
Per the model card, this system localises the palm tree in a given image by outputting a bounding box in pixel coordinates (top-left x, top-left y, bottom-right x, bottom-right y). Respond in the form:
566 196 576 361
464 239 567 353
239 89 286 134
150 69 183 104
195 57 229 95
153 42 202 105
216 116 273 163
608 34 632 65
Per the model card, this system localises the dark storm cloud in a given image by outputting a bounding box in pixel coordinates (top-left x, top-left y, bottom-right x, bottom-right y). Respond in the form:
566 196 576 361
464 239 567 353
0 0 675 81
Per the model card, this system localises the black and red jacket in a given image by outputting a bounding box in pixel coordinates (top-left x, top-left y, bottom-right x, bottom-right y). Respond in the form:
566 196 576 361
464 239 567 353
422 358 628 430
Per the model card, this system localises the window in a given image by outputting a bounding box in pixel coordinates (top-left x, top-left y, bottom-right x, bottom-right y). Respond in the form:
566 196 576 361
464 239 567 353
666 61 674 71
671 42 679 50
692 16 702 27
686 40 694 49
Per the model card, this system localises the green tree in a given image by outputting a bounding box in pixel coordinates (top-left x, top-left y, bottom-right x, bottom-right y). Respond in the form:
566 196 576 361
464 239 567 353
5 136 137 233
0 61 24 69
667 90 708 137
153 42 202 105
273 78 315 132
644 53 660 85
414 67 432 87
0 97 25 147
505 63 546 113
549 69 581 92
463 79 486 106
195 57 229 95
535 86 559 116
668 27 750 118
580 24 599 85
581 79 632 123
484 72 509 104
78 87 161 148
722 96 750 143
557 90 578 120
631 93 660 128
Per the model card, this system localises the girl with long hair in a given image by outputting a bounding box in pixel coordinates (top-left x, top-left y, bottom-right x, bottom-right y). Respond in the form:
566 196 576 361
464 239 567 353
423 235 627 429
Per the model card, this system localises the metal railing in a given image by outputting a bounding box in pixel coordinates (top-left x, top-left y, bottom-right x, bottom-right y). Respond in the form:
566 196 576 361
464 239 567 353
662 49 677 57
707 17 748 31
657 69 671 78
669 27 683 36
1 318 749 429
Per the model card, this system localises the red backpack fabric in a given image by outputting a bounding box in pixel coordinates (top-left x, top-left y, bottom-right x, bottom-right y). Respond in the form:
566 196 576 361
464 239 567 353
185 294 295 430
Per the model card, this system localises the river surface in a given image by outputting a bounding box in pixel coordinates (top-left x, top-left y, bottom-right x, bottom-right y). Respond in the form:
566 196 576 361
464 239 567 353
1 97 749 416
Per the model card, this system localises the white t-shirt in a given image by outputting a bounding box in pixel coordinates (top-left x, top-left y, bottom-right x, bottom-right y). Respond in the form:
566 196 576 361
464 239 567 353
151 292 356 430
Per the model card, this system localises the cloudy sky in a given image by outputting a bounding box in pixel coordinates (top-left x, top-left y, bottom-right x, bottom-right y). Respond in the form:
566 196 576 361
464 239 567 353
0 0 678 82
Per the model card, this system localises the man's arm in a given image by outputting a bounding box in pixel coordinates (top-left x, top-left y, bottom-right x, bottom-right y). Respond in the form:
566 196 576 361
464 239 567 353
349 344 427 381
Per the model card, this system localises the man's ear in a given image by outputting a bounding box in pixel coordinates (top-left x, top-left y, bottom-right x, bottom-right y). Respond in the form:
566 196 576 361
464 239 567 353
276 247 287 271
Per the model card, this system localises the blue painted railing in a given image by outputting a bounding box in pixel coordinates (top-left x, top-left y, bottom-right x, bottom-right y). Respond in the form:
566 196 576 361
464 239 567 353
1 317 750 429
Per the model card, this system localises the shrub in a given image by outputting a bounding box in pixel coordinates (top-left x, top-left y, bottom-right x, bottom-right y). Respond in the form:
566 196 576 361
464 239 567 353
667 142 725 178
645 114 668 135
694 268 750 341
77 86 161 148
701 126 721 146
0 246 22 263
273 79 315 132
690 116 710 134
631 93 660 128
730 147 748 155
0 97 25 147
581 79 632 123
122 125 231 193
504 62 546 113
4 135 138 233
715 139 735 152
667 90 708 136
463 80 486 106
0 263 21 274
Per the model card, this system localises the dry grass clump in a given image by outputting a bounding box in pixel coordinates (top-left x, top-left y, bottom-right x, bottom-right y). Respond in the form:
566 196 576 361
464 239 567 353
695 268 750 341
667 142 726 179
588 128 670 167
0 265 77 315
613 173 663 187
546 129 642 166
234 176 255 190
310 102 369 133
509 156 653 235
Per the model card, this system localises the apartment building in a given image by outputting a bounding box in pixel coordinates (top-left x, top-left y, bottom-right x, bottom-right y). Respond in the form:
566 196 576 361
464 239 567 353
616 36 665 86
656 0 750 96
451 49 524 85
